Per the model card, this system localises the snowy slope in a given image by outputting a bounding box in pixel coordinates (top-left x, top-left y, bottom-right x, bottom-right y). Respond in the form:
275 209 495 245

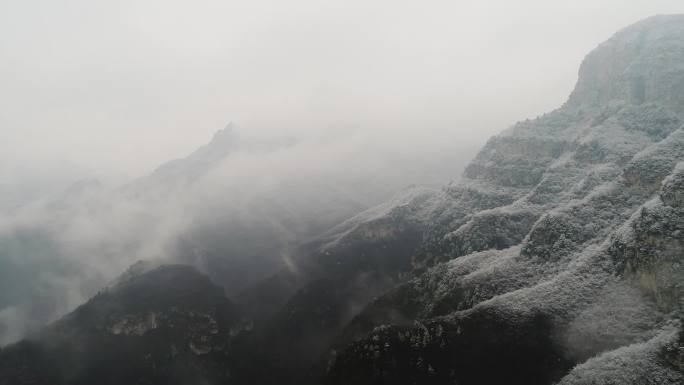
326 15 684 385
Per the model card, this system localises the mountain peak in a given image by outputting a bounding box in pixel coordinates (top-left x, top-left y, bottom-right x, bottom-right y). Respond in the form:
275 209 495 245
210 122 236 147
567 14 684 115
141 123 239 188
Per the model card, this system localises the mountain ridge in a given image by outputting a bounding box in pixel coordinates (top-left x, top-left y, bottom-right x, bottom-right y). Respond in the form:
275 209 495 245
322 14 684 385
0 14 682 385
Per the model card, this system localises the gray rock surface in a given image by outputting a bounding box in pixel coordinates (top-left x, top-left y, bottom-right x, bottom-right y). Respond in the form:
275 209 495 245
326 15 684 385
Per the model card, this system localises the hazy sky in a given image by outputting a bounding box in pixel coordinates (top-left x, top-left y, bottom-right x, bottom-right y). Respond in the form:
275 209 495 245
1 0 683 178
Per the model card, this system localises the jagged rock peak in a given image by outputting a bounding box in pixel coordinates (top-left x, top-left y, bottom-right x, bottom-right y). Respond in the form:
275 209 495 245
193 121 238 160
567 14 684 116
142 122 238 187
209 122 237 148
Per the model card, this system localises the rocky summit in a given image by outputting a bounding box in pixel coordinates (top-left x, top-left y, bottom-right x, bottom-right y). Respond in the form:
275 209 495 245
0 14 683 385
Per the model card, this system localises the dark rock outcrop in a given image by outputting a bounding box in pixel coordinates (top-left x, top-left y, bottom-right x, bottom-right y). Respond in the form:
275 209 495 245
0 265 240 385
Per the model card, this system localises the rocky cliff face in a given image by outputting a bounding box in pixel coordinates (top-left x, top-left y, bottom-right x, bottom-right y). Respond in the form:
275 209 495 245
324 15 684 385
208 15 684 385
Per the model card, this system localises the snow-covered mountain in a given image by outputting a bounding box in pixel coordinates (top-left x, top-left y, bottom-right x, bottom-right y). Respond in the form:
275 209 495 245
0 14 682 385
324 14 684 385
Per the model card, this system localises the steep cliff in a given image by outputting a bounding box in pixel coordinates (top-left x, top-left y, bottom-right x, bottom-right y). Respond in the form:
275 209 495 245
325 15 684 385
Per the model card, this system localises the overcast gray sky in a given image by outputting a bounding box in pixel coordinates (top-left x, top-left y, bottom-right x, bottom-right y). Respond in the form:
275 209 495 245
1 0 683 178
